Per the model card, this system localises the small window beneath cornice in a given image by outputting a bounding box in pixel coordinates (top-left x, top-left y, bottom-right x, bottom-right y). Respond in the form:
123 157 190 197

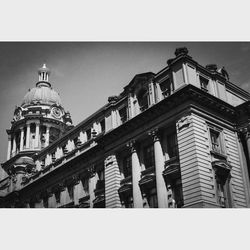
119 106 128 124
199 76 209 92
160 78 172 98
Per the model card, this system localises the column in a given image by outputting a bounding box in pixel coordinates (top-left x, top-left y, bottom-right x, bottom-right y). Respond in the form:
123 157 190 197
149 129 168 208
7 134 12 160
35 122 40 148
12 135 16 155
26 124 30 149
89 167 98 208
45 125 50 147
20 127 24 151
127 140 143 208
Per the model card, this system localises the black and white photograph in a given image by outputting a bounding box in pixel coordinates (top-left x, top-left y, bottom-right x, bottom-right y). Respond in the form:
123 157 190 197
0 1 249 250
1 42 250 209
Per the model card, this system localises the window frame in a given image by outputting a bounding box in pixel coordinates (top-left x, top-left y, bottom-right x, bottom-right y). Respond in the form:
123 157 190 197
208 126 226 157
199 75 209 92
143 143 155 170
118 105 128 124
159 77 173 98
212 161 233 208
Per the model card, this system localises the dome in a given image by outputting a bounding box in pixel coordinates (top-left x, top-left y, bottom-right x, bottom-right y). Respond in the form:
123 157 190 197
21 85 62 107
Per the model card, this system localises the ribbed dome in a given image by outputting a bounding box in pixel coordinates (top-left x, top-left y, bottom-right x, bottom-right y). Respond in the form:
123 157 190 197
21 86 62 106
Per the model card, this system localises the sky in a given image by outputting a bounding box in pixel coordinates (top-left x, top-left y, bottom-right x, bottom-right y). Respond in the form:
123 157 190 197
0 42 250 164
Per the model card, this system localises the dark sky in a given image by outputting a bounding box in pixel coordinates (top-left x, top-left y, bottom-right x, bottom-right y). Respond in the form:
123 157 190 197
0 42 250 165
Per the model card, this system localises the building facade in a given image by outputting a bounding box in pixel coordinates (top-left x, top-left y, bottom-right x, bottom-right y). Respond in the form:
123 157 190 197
1 47 250 208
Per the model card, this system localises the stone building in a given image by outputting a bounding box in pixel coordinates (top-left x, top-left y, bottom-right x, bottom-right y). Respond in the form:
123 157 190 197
1 47 250 208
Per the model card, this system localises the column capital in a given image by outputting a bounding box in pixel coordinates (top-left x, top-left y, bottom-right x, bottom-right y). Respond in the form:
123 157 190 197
238 127 250 140
148 128 161 142
65 174 80 187
52 182 66 193
87 165 96 178
126 139 138 153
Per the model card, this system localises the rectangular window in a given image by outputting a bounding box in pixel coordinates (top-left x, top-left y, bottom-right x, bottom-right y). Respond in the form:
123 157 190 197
199 76 209 92
119 106 128 124
213 163 232 208
123 155 132 178
160 78 172 98
210 129 224 155
51 151 56 162
167 133 178 158
143 144 155 169
86 128 91 141
138 89 149 112
100 119 105 133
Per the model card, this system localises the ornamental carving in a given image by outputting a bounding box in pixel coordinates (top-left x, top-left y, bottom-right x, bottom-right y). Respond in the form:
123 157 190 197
13 106 22 121
51 107 63 119
148 128 160 142
126 139 138 153
87 165 96 178
177 115 192 131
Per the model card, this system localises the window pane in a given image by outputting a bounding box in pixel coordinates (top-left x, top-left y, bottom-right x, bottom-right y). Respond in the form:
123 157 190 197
167 133 178 158
143 144 155 169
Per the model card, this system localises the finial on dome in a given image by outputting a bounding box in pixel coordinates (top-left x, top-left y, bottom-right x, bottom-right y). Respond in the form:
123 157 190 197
37 63 51 87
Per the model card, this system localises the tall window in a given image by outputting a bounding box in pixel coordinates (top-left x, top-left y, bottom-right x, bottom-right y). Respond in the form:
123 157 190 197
137 88 149 111
213 161 232 208
160 78 172 98
199 76 209 92
100 119 105 133
143 144 155 169
210 129 225 155
119 106 128 124
86 128 91 141
167 133 178 158
123 155 132 178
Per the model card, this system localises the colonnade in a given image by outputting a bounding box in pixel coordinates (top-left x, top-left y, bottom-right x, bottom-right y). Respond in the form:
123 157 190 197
127 129 168 208
7 122 51 160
